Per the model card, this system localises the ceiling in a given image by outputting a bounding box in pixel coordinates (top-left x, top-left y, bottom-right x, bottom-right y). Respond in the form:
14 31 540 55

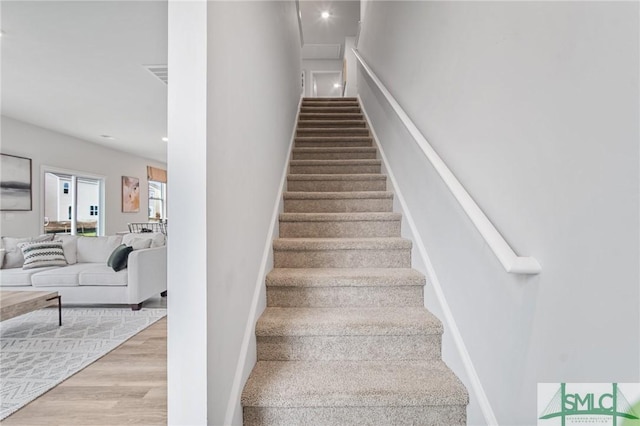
0 1 168 162
300 1 360 60
0 1 358 164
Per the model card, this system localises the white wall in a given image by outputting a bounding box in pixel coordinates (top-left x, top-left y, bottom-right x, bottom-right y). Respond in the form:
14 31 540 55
0 116 166 237
167 1 208 424
302 59 342 97
167 1 301 424
357 2 639 425
343 36 356 96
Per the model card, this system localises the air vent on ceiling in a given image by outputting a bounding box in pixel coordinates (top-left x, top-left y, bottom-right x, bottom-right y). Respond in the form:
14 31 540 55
144 64 168 85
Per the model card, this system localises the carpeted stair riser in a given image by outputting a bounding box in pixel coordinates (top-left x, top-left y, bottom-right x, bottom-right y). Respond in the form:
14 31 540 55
287 174 387 192
283 191 394 213
244 405 466 426
279 213 401 238
295 136 372 148
289 159 381 175
297 120 367 128
297 127 370 137
302 100 359 107
257 334 441 361
273 238 412 269
242 360 468 426
298 113 364 122
300 106 362 114
292 147 377 160
255 307 442 361
267 285 423 308
265 268 425 308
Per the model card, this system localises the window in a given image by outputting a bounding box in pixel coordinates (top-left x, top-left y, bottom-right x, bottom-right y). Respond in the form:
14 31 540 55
44 170 104 236
148 180 166 220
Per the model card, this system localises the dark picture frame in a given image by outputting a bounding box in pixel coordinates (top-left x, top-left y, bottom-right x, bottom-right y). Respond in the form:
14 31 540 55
0 153 32 211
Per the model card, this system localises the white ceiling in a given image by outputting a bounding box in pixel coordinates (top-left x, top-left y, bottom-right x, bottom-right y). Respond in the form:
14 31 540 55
1 1 168 162
300 0 360 59
0 1 358 163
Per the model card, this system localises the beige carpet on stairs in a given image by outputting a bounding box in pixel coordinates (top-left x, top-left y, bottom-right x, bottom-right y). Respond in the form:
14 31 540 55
241 97 469 426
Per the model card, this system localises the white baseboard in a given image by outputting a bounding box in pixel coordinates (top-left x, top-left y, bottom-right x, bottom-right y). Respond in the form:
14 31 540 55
223 94 303 426
358 95 498 426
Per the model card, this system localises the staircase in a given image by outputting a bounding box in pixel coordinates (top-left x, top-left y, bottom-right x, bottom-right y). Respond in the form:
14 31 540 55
241 97 469 425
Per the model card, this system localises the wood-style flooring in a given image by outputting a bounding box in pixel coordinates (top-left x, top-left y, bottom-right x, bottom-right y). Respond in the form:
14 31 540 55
2 317 167 425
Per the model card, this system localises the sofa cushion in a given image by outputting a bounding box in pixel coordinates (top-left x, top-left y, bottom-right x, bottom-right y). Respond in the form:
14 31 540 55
55 234 78 265
30 263 97 287
2 235 54 269
107 244 133 272
0 266 60 286
19 240 67 269
122 232 165 249
78 264 128 286
76 235 122 263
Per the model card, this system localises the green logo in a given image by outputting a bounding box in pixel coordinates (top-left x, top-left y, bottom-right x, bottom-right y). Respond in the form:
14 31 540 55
539 383 639 426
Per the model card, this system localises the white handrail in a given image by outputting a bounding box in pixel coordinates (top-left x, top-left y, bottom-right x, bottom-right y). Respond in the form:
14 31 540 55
353 49 541 275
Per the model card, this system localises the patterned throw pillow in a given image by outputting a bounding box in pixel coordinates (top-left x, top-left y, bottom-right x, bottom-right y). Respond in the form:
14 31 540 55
19 240 67 270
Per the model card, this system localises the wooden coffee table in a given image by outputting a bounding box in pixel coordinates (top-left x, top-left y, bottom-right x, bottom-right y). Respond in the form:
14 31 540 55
0 291 62 326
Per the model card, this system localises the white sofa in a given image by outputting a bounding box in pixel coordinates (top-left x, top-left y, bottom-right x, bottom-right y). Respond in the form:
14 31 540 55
0 233 167 310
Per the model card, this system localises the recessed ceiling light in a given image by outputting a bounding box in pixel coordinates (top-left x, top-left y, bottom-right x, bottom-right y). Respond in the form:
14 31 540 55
100 134 115 140
321 11 330 19
333 83 341 88
162 137 168 142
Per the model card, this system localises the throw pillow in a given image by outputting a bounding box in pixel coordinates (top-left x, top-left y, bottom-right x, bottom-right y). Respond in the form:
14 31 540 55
19 240 67 270
128 238 152 250
2 234 53 269
55 234 78 264
107 244 133 272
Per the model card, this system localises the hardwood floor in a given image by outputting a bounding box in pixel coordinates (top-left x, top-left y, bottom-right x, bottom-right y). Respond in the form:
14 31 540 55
2 317 167 425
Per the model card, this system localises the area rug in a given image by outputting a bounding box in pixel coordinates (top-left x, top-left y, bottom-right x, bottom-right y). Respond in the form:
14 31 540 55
0 307 167 420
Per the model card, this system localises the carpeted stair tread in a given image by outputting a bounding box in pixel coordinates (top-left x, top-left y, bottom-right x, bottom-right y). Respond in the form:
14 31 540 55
242 360 469 408
283 191 393 200
287 173 386 182
256 307 442 336
299 106 362 114
297 120 367 128
298 113 364 121
297 127 369 135
292 147 377 161
279 212 401 222
290 159 381 166
289 160 382 175
273 237 411 251
295 136 372 147
266 268 425 288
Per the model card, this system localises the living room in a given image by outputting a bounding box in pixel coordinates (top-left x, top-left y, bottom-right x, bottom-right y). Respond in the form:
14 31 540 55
0 1 170 422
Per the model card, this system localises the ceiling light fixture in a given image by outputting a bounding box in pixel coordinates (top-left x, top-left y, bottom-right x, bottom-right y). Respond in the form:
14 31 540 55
162 137 168 142
321 11 330 19
333 83 341 88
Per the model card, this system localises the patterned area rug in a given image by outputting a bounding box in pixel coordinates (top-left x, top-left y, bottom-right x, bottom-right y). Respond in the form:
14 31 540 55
0 307 167 420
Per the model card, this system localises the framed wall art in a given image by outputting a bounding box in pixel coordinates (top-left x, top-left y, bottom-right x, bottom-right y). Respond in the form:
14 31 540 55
0 153 32 211
122 176 140 213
